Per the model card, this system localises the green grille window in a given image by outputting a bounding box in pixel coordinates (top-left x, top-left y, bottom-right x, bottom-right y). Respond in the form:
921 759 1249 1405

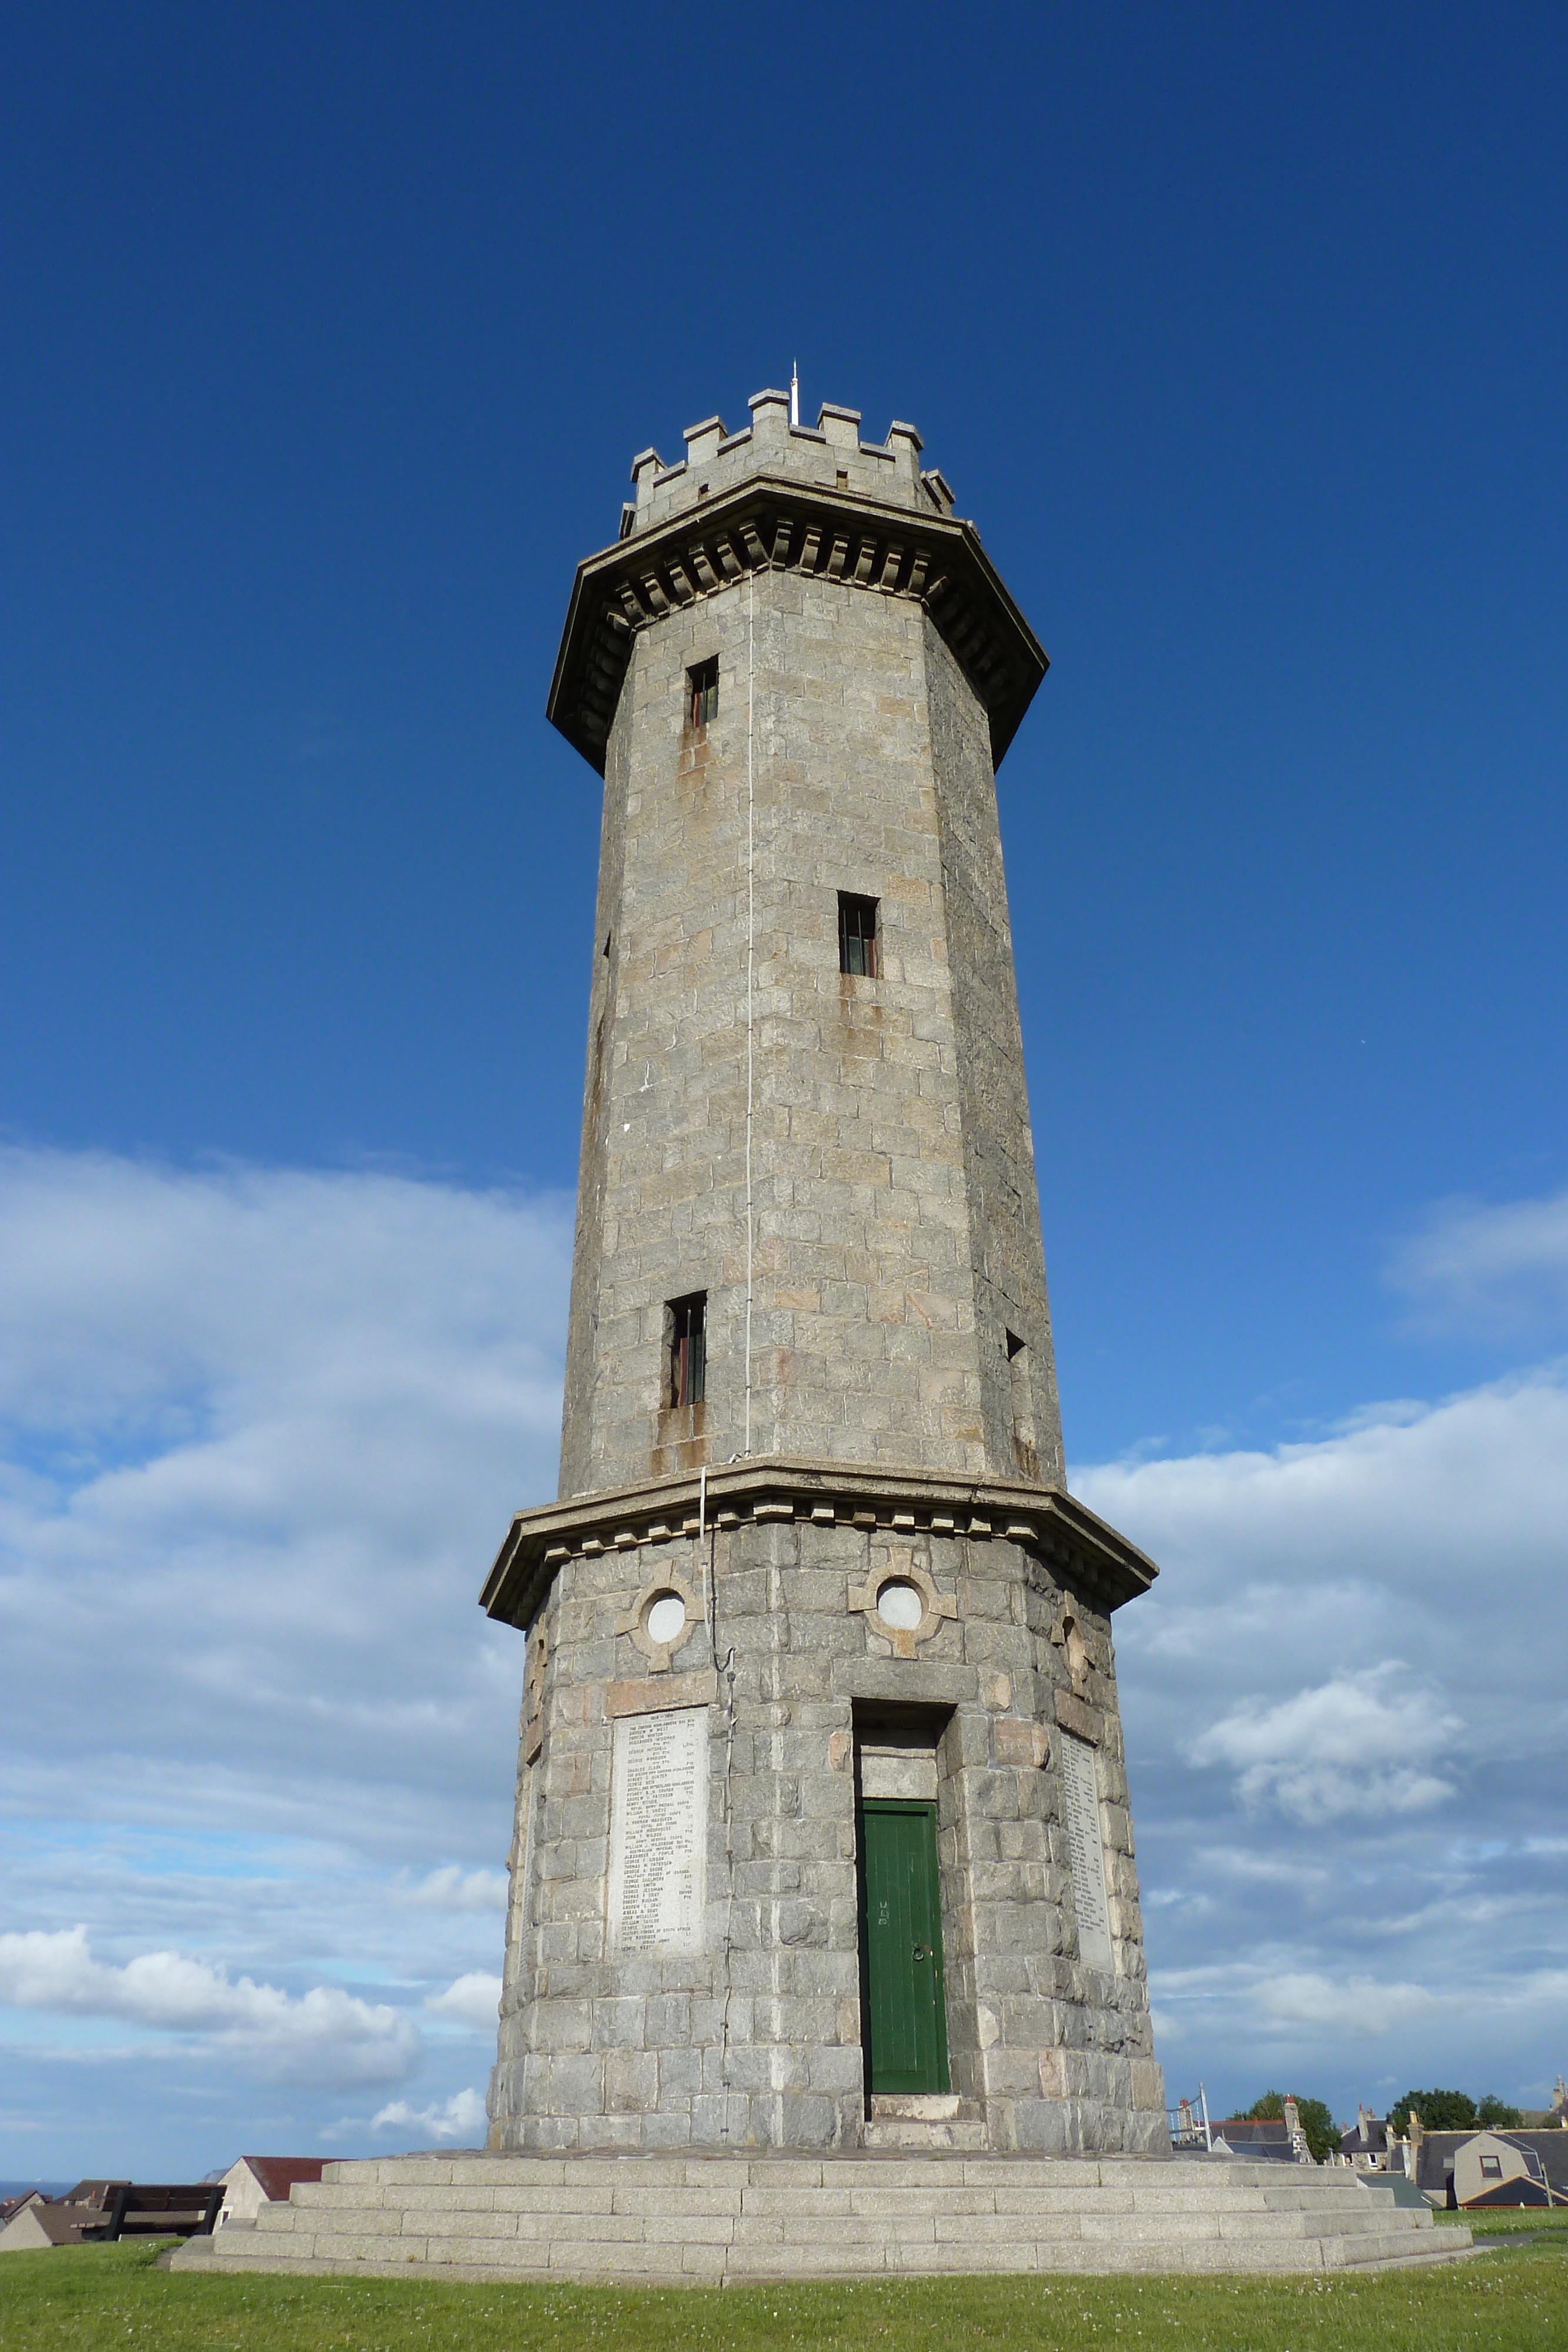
668 1292 707 1408
838 892 879 978
688 658 718 731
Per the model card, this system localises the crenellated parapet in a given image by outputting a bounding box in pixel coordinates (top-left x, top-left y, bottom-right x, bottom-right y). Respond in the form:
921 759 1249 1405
624 390 951 537
547 390 1045 775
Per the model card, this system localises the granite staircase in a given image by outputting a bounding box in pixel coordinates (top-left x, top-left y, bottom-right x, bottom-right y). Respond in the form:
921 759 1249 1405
174 2151 1472 2283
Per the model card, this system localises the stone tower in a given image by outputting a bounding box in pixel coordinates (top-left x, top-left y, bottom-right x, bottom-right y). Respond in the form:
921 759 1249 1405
482 391 1168 2157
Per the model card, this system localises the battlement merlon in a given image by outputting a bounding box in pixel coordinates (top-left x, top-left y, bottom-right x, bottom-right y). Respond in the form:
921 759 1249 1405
623 391 947 537
551 416 1048 778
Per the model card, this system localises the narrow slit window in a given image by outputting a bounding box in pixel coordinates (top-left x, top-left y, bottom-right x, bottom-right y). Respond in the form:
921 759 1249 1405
838 892 879 978
668 1292 707 1409
687 657 718 731
1006 1330 1039 1479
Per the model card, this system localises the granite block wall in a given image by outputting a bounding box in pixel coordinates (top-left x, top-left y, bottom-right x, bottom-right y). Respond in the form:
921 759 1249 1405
489 1516 1165 2156
557 566 1062 1501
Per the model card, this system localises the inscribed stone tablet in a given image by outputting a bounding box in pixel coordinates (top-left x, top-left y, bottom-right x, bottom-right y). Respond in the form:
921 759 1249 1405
607 1705 709 1956
1059 1730 1114 1973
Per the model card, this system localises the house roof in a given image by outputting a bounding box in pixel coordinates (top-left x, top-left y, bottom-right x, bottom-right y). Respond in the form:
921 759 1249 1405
1411 2130 1568 2195
226 2157 325 2201
0 2203 98 2249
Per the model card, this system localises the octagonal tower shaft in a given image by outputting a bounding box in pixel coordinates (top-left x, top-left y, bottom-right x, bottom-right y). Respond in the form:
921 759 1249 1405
557 412 1062 1502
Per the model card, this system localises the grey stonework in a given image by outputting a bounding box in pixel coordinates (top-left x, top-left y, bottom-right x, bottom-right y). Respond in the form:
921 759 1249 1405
487 396 1167 2159
559 568 1060 1498
491 1509 1161 2154
176 2151 1472 2283
628 392 941 547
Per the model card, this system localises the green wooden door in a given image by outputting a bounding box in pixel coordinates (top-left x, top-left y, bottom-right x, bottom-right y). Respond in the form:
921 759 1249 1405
859 1799 950 2096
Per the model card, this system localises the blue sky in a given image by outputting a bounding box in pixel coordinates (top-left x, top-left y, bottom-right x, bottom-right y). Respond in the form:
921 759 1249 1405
1 2 1566 2176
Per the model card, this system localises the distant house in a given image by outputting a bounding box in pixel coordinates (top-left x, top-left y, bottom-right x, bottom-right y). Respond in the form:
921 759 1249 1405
1206 2096 1313 2165
1341 2106 1395 2172
0 2191 44 2229
0 2182 129 2254
0 2181 126 2254
218 2157 325 2225
1406 2126 1568 2209
1206 2118 1299 2164
0 2204 99 2253
1519 2074 1568 2129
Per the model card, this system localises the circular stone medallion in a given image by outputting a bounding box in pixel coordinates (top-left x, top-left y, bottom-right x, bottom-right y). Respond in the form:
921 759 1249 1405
875 1579 924 1631
645 1592 688 1648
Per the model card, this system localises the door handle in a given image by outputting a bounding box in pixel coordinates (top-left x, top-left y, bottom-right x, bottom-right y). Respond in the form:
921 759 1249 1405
912 1945 931 1962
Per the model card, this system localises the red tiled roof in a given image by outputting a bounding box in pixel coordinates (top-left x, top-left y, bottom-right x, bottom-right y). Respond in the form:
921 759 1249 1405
234 2157 325 2202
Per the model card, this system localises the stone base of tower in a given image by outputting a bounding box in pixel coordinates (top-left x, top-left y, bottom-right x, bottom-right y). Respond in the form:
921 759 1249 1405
173 2151 1471 2282
482 1461 1172 2163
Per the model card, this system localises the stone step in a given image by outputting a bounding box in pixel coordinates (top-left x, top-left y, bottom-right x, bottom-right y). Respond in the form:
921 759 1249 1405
193 2204 1450 2251
290 2153 1394 2193
269 2176 1426 2225
861 2120 991 2151
256 2203 1420 2247
172 2151 1470 2283
869 2095 979 2121
182 2227 1467 2284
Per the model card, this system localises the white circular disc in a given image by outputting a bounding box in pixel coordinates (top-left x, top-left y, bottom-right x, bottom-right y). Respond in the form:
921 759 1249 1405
875 1579 924 1631
646 1593 687 1647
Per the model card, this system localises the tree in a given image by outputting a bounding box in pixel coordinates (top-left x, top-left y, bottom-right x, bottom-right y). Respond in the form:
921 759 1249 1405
1477 2096 1523 2129
1244 2090 1339 2165
1395 2089 1478 2133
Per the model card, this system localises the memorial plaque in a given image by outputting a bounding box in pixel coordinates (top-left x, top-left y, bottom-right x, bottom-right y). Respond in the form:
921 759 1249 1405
607 1704 709 1956
1059 1730 1114 1973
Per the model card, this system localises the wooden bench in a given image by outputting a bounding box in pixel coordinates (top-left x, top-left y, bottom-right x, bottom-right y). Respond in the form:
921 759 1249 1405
82 2184 225 2240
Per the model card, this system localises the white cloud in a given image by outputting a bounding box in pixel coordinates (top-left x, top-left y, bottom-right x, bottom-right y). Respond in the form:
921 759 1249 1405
399 1867 510 1912
1189 1664 1462 1821
424 1972 503 2030
0 1926 417 2087
0 1145 570 1845
1254 1972 1445 2038
1387 1188 1568 1337
0 1146 569 2165
3 1142 1565 2154
372 2087 486 2142
1075 1365 1568 2114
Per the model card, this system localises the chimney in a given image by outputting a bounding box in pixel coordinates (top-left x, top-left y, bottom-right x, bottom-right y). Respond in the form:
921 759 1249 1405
1283 2095 1306 2163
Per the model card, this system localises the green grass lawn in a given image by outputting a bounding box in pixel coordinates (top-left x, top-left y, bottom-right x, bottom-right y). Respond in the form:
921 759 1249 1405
1435 2203 1568 2238
1 2240 1565 2352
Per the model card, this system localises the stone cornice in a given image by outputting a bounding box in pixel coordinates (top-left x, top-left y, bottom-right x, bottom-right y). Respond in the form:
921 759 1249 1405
547 473 1048 778
480 1457 1157 1633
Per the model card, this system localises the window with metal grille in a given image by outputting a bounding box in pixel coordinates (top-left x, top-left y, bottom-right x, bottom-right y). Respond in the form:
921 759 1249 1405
668 1293 707 1408
687 657 718 731
838 891 878 978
